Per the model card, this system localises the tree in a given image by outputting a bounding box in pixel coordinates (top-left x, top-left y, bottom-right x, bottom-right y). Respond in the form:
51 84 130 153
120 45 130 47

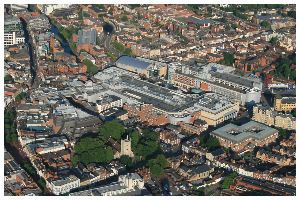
4 74 14 84
278 128 288 138
260 21 271 29
223 52 235 66
124 48 133 56
287 11 296 19
135 129 159 158
199 134 220 151
121 15 128 22
99 120 125 140
222 172 237 189
95 4 105 9
291 109 296 118
128 129 140 150
4 107 18 144
147 154 168 177
120 155 132 167
72 137 114 166
269 37 278 46
83 59 98 76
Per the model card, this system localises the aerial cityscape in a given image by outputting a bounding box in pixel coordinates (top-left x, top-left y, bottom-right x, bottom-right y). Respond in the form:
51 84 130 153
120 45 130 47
4 4 296 196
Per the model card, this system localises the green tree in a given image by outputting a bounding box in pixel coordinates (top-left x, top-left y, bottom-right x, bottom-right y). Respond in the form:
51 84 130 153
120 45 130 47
269 37 278 46
223 52 235 66
222 172 237 189
147 154 168 177
4 74 14 84
95 5 105 9
120 155 132 167
291 109 296 118
278 128 288 138
83 59 98 76
72 137 114 166
287 11 296 19
200 134 220 151
4 107 18 144
124 48 133 56
121 15 128 22
135 129 159 158
260 21 271 29
99 120 125 140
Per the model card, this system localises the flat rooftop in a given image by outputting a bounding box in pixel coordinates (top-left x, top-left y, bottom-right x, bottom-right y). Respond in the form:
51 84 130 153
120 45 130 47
211 121 278 143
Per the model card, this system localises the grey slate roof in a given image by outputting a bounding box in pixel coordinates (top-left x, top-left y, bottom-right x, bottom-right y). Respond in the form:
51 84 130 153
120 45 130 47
211 121 278 143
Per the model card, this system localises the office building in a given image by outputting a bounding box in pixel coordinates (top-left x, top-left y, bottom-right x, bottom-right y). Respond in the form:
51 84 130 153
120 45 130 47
48 175 80 195
210 121 278 152
4 15 25 47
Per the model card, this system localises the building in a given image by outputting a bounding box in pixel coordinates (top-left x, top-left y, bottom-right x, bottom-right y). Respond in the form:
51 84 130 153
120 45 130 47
252 105 296 130
4 15 25 47
115 56 168 78
210 121 279 152
178 164 214 182
48 175 80 195
120 137 134 158
77 28 97 53
78 28 97 45
69 173 145 196
168 63 262 105
194 93 239 126
274 96 296 112
27 14 51 32
96 95 123 113
205 72 262 105
39 4 70 15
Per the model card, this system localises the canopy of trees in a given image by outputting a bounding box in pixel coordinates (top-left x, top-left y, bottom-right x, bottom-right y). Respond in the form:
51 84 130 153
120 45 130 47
99 120 125 140
120 155 133 167
83 59 98 76
4 108 18 143
291 109 296 118
287 11 296 19
273 53 296 81
222 172 237 189
200 134 221 151
135 129 160 158
269 37 278 46
260 21 271 29
111 41 134 56
147 154 168 177
15 92 27 102
121 15 128 22
72 137 114 166
4 74 14 84
218 52 235 66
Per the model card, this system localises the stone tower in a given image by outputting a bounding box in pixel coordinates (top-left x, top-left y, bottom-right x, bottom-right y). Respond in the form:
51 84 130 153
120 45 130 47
120 135 134 158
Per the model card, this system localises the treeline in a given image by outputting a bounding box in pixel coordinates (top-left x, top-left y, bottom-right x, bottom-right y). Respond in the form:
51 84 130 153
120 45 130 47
4 107 18 143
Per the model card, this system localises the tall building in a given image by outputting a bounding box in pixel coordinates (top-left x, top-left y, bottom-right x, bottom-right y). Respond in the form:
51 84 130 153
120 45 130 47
4 15 25 47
